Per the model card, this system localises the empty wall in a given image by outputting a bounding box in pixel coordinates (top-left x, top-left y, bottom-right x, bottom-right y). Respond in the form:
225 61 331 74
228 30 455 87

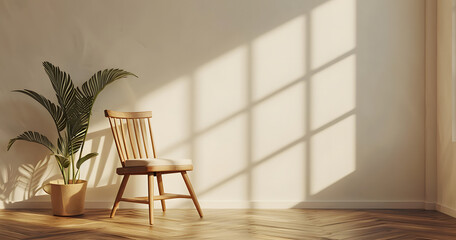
436 0 456 216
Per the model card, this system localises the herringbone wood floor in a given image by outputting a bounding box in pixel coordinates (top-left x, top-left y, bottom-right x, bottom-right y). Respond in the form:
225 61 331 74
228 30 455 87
0 209 455 239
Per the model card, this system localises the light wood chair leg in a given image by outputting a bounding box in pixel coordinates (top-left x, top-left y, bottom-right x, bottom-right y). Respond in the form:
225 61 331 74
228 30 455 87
181 171 203 218
148 173 155 225
157 173 166 212
111 174 130 218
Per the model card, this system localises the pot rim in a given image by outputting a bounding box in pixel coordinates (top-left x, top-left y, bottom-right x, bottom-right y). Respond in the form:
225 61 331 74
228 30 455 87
48 179 87 186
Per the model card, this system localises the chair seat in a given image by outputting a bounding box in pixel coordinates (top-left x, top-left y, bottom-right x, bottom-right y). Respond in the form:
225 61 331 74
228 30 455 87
117 158 194 175
125 158 193 167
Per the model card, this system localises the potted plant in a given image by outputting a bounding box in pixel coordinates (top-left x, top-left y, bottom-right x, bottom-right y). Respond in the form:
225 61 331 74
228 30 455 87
7 61 136 216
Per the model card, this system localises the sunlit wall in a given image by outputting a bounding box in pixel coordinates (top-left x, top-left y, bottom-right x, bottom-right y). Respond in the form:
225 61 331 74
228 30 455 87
436 0 456 215
0 0 425 209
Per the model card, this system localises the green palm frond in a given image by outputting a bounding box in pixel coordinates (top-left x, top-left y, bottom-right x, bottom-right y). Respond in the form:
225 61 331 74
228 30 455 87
76 152 98 169
75 89 93 120
54 154 70 168
42 61 76 117
56 132 82 158
67 120 86 154
57 134 67 156
74 68 136 159
13 89 66 131
81 68 137 98
8 131 55 152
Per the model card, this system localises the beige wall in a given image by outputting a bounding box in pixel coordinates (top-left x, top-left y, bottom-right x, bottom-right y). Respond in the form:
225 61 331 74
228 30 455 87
426 0 438 209
436 0 456 216
0 0 426 209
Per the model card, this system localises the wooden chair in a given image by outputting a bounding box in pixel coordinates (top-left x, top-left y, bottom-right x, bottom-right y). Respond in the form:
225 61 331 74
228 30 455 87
104 110 203 225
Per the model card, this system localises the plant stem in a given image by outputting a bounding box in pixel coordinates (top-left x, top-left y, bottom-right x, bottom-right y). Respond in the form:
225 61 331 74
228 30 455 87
67 162 70 184
56 159 67 184
76 169 80 181
69 140 73 184
71 152 75 184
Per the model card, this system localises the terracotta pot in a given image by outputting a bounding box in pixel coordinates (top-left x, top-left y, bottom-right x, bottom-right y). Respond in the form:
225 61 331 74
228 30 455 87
43 179 87 216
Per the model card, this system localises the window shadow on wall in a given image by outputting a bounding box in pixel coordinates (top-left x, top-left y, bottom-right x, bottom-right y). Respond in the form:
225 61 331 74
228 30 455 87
0 0 425 208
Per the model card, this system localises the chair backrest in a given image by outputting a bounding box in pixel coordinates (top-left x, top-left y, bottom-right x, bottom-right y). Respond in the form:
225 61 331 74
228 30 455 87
105 110 157 167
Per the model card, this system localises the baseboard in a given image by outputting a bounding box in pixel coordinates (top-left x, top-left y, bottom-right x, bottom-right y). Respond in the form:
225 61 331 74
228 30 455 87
293 201 426 209
424 201 436 210
1 200 430 210
436 203 456 218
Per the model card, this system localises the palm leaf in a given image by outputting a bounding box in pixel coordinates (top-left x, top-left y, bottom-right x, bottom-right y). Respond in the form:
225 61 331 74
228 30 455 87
76 152 98 169
13 89 66 131
66 114 88 154
43 61 83 155
78 69 136 130
57 134 67 156
75 88 93 124
54 154 70 168
42 61 76 119
74 68 136 158
8 131 55 152
81 69 137 99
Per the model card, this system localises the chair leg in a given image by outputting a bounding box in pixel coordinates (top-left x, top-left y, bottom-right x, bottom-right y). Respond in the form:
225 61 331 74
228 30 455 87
111 174 130 218
157 173 166 212
148 173 155 225
181 171 203 218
